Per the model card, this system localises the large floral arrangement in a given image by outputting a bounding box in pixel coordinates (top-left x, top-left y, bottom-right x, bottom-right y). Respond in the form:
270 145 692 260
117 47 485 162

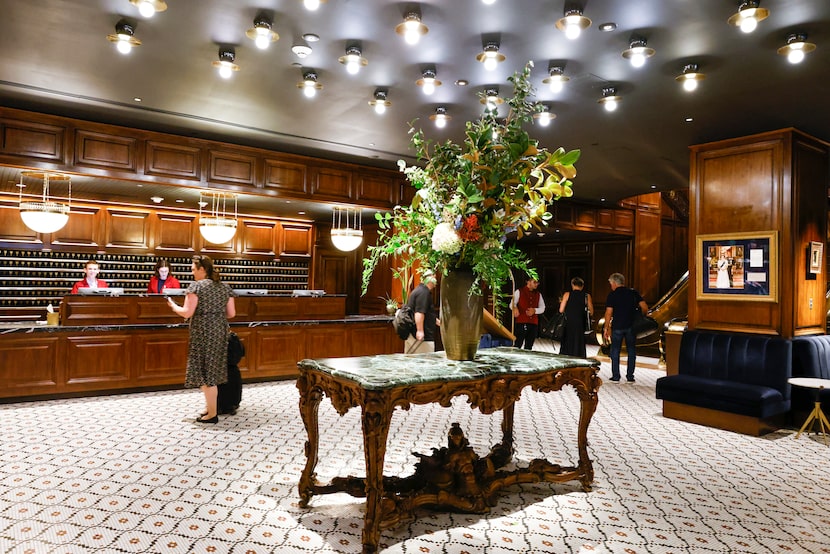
361 62 580 312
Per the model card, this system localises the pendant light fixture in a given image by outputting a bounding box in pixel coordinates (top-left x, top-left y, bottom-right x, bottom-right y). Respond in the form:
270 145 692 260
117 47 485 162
777 33 816 64
18 171 72 234
212 47 239 79
395 13 428 45
331 206 363 252
727 1 769 34
675 64 706 92
297 70 322 98
368 89 391 114
622 37 655 68
476 42 505 71
556 8 591 40
479 87 504 113
246 16 278 50
429 107 451 128
199 191 238 244
542 65 569 93
416 68 441 95
129 0 167 18
533 105 556 127
598 87 621 112
338 45 367 75
107 20 141 55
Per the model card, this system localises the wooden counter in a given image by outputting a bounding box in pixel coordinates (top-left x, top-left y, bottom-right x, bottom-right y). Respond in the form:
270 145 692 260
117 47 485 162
0 315 398 401
60 294 347 326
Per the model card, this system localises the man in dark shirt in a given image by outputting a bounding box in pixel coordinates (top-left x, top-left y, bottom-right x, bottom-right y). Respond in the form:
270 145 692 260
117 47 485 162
405 271 439 354
602 273 649 383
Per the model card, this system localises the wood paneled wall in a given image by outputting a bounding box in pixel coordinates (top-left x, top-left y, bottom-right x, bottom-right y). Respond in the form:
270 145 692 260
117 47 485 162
689 129 829 336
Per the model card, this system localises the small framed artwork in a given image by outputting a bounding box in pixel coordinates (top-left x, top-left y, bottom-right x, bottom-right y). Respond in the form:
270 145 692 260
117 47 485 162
696 230 778 302
809 241 823 275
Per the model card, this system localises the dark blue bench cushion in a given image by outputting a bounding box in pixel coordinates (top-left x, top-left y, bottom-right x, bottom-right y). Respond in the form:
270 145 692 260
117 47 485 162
656 331 792 418
656 374 787 418
791 335 830 412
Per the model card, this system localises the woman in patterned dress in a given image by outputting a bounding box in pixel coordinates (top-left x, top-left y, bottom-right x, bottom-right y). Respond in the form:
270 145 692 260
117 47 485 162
168 255 236 423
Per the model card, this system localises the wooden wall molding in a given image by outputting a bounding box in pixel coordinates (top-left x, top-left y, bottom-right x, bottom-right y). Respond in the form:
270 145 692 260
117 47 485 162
0 106 405 209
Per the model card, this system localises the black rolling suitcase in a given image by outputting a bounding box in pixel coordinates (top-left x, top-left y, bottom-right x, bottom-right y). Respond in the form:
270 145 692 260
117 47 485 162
218 332 245 415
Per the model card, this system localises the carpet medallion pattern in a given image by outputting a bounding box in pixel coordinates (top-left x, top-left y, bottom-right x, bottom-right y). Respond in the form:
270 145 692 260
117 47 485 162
1 346 829 553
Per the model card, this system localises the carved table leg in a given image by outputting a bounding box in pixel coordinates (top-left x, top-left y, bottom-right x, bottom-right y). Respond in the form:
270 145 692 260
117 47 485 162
297 374 323 507
361 393 392 554
575 377 599 491
501 402 515 450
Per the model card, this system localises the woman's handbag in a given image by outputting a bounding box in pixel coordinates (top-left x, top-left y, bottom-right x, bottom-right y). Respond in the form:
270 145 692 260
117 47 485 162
545 312 567 341
631 309 658 339
584 296 593 335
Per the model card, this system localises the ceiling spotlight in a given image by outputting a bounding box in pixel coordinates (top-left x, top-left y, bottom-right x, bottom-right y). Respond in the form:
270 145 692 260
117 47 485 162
246 17 278 50
302 0 327 11
675 63 705 92
338 45 367 75
129 0 166 18
479 88 504 112
291 44 312 58
622 37 655 68
598 87 621 112
212 48 239 79
395 13 428 45
297 71 322 98
556 8 591 40
777 33 816 64
542 65 569 93
416 68 442 95
533 105 556 127
368 90 391 115
482 0 496 4
429 107 451 129
150 196 164 204
476 42 505 71
727 1 769 34
107 20 141 55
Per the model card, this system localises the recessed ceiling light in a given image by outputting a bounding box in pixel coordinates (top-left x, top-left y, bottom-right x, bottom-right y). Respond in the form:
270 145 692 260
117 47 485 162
150 196 163 203
175 199 184 203
650 185 657 189
685 117 694 122
298 211 306 215
303 33 320 42
599 22 617 32
291 44 312 58
134 97 142 102
455 79 469 86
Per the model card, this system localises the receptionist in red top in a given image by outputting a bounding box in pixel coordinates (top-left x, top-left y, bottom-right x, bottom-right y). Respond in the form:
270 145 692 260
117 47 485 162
70 259 109 294
147 258 181 293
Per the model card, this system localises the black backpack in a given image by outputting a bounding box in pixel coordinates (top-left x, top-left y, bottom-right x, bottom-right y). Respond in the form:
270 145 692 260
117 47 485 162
392 305 416 340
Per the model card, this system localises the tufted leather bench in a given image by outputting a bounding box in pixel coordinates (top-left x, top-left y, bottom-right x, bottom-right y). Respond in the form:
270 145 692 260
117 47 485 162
655 330 792 435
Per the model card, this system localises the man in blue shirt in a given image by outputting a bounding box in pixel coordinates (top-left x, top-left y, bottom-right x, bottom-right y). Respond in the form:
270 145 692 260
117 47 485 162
602 273 649 383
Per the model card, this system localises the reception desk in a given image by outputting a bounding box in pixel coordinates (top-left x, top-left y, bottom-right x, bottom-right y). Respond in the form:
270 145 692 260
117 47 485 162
0 296 397 401
60 293 347 326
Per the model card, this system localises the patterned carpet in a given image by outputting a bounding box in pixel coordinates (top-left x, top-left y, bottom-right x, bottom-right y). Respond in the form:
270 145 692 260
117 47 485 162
1 342 829 553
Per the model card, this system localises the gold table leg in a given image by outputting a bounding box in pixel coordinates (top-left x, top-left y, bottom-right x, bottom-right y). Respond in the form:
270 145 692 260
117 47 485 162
795 401 830 447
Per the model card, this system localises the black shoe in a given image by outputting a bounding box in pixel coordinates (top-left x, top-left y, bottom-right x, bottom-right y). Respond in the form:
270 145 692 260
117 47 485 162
196 415 218 424
609 377 621 383
626 378 636 383
218 408 237 416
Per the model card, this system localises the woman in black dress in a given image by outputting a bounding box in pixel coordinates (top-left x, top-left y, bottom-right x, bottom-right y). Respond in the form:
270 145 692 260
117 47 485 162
558 277 594 357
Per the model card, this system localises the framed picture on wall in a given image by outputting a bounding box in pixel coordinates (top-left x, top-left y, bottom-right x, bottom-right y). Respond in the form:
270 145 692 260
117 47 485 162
695 230 778 302
809 241 823 275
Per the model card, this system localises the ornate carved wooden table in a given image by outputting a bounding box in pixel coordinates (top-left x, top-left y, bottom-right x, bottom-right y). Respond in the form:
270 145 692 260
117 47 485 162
296 347 601 554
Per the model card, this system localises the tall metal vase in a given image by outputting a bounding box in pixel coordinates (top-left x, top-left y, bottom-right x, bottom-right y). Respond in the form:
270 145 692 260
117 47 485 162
440 268 483 361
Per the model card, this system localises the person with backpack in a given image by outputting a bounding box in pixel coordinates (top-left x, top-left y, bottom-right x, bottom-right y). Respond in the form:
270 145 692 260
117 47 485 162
404 271 439 354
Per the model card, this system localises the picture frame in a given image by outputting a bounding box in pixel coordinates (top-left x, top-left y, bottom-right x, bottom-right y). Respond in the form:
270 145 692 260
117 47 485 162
809 241 823 275
695 230 777 302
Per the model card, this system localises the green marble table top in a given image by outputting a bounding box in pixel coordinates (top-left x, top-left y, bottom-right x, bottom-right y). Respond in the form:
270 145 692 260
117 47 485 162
297 347 599 390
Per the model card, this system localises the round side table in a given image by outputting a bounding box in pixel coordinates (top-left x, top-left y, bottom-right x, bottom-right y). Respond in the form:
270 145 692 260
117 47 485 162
788 377 830 446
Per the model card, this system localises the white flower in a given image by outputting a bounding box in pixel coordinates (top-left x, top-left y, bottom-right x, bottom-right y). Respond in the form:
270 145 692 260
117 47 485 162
432 222 462 254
